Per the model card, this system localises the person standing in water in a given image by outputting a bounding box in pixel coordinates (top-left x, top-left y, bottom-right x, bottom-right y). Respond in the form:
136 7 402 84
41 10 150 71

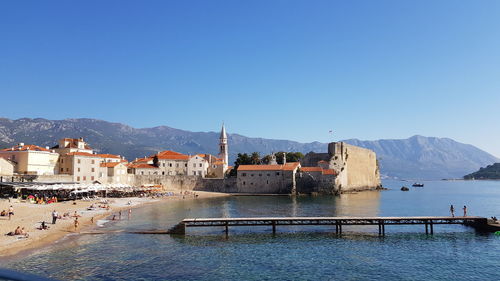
74 217 79 231
450 205 455 217
463 205 467 217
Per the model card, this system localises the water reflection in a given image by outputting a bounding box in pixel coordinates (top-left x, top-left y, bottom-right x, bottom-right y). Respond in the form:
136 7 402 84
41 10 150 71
336 191 381 216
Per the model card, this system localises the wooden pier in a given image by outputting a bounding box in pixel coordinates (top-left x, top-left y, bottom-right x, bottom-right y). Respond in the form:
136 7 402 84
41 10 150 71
168 216 488 236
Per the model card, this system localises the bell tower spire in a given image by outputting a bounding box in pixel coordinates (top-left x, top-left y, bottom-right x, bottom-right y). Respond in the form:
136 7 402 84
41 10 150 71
218 123 228 172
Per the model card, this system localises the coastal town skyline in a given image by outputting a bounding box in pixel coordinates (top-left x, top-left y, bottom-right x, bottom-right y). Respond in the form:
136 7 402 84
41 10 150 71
1 1 500 157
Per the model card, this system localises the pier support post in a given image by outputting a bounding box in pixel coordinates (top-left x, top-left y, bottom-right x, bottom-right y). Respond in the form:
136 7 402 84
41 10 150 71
338 221 342 235
425 222 429 235
382 222 385 236
335 222 339 234
430 222 434 235
225 222 229 236
272 221 276 234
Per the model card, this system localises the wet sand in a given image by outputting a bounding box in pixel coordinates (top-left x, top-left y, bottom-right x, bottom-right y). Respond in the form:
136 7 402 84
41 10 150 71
0 191 229 258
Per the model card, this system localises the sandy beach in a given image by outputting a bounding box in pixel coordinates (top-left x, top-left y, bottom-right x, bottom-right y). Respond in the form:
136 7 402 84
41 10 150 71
0 191 229 258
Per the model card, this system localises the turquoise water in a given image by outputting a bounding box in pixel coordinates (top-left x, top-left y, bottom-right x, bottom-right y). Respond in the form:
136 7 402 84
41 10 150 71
2 180 500 280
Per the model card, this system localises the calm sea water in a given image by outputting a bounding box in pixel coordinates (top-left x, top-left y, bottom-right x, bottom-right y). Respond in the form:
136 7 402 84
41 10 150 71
2 180 500 280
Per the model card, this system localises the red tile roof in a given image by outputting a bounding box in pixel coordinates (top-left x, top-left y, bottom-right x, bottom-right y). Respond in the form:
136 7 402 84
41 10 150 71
283 162 300 171
96 154 121 159
300 166 337 175
301 167 323 172
238 163 300 171
128 163 159 169
322 169 337 175
66 152 101 157
154 150 190 160
1 144 51 152
100 162 122 168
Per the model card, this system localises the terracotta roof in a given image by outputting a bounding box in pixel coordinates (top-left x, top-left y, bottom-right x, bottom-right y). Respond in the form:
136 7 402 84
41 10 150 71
128 163 159 169
65 152 101 157
134 157 153 163
100 162 122 168
283 162 300 171
322 169 337 175
301 167 323 172
237 163 300 171
157 150 184 156
96 154 121 159
1 144 51 152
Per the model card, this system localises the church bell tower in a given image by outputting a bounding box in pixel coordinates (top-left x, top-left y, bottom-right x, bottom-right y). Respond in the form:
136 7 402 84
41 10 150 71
218 123 229 171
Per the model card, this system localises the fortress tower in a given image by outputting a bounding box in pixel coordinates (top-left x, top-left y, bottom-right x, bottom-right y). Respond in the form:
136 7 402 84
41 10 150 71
218 123 229 172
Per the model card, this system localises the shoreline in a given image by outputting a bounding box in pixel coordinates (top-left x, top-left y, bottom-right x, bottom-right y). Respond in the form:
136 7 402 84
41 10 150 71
0 191 230 259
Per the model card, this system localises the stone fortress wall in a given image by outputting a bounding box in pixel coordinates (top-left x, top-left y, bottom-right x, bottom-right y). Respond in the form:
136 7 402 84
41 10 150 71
328 142 381 192
301 142 381 193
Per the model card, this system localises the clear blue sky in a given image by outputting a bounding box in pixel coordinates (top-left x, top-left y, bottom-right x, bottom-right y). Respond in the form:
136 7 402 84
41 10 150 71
1 0 499 157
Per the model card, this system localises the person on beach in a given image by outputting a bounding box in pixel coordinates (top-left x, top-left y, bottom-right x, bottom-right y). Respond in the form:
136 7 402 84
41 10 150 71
119 210 122 220
450 205 455 217
8 205 14 220
74 217 79 231
52 210 58 224
463 205 467 217
128 209 131 219
91 216 94 224
14 226 22 235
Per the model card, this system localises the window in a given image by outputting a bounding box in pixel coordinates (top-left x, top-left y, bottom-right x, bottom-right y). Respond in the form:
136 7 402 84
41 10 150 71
77 176 80 181
250 174 254 177
259 174 262 176
193 163 196 168
60 159 64 163
267 173 270 176
66 168 69 172
276 172 280 176
267 180 269 184
243 181 246 185
163 163 165 167
83 176 86 181
242 173 247 177
176 163 179 168
78 168 80 172
78 159 81 164
91 176 94 181
162 171 165 175
193 171 196 175
198 171 201 175
60 168 63 172
185 163 187 167
91 160 95 164
169 163 172 167
199 163 202 167
141 171 144 175
91 168 95 172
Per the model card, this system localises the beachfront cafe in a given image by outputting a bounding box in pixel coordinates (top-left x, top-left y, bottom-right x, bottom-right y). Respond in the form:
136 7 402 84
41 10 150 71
0 182 161 202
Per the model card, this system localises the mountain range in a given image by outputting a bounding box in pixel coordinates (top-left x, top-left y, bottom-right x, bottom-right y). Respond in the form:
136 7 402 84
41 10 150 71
0 118 497 180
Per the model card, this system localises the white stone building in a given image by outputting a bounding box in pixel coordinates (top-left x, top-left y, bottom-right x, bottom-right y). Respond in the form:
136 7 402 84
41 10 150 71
0 143 59 175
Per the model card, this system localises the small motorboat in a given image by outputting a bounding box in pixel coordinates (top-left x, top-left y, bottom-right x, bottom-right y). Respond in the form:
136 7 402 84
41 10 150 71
412 183 424 187
401 186 409 191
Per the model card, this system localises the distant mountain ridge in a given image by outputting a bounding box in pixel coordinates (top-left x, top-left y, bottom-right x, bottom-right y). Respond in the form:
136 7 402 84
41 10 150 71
0 118 497 180
344 136 499 180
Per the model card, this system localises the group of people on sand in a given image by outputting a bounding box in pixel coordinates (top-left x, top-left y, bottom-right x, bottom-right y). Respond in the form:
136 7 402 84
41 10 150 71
181 191 199 199
0 205 15 220
6 226 29 238
449 205 467 217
